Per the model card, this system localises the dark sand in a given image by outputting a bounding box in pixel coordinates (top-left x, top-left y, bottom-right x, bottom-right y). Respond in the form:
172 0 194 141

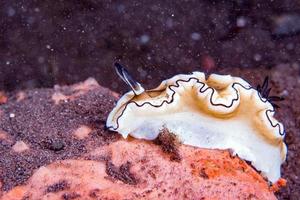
1 1 300 93
0 64 299 199
0 84 120 191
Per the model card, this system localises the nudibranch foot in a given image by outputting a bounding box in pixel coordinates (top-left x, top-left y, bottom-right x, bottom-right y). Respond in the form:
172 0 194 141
107 67 287 184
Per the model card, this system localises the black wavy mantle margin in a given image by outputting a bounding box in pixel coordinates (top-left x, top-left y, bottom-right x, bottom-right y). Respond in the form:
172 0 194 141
107 77 285 137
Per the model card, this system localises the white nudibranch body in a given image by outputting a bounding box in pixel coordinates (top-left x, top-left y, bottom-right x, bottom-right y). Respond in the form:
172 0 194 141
106 71 287 183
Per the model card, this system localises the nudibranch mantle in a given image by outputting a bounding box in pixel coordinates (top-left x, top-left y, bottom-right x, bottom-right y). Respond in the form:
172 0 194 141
106 71 287 183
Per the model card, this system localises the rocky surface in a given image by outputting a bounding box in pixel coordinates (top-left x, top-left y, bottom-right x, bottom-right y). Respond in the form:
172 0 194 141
0 63 299 199
0 78 279 200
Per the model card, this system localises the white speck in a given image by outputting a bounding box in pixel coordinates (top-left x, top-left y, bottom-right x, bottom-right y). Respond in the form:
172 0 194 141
7 7 16 17
6 61 10 65
137 67 147 78
147 56 151 60
254 54 262 61
21 6 27 12
140 34 150 44
280 90 289 97
171 14 174 17
34 7 40 12
236 17 247 28
166 18 173 28
117 4 125 13
151 5 159 11
38 56 45 63
63 26 67 31
46 45 54 51
191 32 201 40
9 113 15 118
27 16 35 24
286 43 294 50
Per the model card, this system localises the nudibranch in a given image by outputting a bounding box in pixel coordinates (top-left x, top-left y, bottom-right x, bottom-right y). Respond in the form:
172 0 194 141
106 63 287 183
